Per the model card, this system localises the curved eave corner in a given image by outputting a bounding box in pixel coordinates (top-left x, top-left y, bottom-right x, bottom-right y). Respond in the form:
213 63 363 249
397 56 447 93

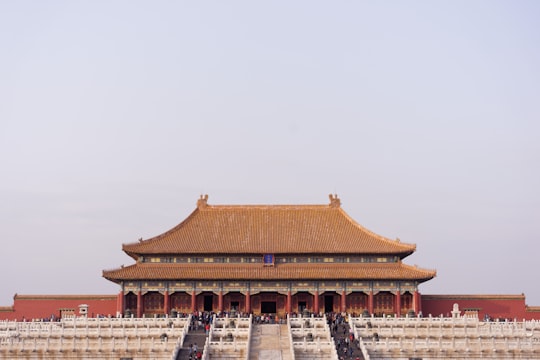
417 268 437 284
337 207 417 257
396 247 415 259
122 244 140 261
121 207 201 255
359 243 416 259
102 268 123 284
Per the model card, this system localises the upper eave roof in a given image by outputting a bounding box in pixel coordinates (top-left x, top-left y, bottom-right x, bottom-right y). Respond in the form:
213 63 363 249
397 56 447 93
122 196 416 258
102 262 436 284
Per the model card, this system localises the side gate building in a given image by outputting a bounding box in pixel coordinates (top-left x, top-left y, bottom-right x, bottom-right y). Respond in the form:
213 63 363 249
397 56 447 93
102 195 436 318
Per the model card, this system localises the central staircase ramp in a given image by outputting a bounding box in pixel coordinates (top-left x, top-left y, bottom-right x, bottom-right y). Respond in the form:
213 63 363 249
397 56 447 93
249 324 293 360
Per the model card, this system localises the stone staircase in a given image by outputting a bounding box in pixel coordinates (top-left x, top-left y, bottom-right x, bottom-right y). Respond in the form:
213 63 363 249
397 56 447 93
333 320 364 360
175 327 207 359
248 324 293 360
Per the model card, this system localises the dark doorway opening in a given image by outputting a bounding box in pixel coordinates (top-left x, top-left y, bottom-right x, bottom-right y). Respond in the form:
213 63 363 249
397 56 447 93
325 295 334 313
231 301 239 311
298 301 307 313
261 301 277 313
204 295 213 311
125 292 137 313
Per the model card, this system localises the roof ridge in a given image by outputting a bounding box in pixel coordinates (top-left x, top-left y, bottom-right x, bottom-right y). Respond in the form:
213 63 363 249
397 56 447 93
196 194 342 209
204 204 331 208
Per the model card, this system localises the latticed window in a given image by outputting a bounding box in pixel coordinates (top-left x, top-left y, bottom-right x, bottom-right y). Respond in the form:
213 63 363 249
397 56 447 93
401 293 413 312
374 291 395 314
349 294 367 309
171 293 191 312
144 292 163 310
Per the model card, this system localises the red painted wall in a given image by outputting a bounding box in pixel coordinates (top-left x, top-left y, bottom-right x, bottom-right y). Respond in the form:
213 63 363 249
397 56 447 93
421 294 540 320
2 292 540 321
0 294 117 321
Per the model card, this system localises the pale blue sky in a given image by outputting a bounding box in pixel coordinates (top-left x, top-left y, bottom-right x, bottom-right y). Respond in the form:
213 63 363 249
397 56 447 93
1 1 539 307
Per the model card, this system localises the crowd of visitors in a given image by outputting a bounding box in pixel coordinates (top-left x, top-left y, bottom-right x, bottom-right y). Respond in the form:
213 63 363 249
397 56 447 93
327 312 362 360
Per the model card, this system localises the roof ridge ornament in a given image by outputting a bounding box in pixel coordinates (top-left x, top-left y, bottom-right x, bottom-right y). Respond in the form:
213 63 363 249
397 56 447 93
328 193 341 208
197 194 209 209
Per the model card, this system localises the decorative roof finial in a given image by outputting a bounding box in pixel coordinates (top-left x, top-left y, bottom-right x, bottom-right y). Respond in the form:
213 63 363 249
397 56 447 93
197 194 209 209
328 193 341 208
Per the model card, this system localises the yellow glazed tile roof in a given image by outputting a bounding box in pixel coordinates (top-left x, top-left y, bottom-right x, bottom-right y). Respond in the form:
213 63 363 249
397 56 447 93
122 196 416 257
103 262 436 283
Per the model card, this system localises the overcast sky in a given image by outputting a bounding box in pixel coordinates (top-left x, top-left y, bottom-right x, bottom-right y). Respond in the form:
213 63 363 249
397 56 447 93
1 1 539 308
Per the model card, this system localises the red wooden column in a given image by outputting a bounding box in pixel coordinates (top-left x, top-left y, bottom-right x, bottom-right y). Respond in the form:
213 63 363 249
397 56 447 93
245 291 251 313
164 291 170 316
313 291 319 315
341 290 347 312
413 291 421 315
136 291 143 318
368 291 374 315
117 291 124 316
395 291 401 317
286 291 292 314
218 291 223 313
191 291 197 313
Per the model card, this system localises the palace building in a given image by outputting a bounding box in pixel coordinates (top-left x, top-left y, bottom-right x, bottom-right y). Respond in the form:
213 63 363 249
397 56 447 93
102 194 436 318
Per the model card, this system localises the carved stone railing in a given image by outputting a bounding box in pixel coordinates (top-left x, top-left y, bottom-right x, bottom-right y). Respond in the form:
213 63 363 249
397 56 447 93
201 313 252 360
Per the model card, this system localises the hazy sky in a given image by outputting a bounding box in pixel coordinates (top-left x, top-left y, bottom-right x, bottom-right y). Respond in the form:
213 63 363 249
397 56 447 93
1 1 539 308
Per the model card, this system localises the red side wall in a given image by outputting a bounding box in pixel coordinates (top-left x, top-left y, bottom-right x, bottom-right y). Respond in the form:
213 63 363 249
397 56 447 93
0 295 117 321
421 294 540 320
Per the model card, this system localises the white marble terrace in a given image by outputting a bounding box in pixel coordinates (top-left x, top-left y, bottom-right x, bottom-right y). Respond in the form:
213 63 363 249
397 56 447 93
350 314 540 359
0 315 190 359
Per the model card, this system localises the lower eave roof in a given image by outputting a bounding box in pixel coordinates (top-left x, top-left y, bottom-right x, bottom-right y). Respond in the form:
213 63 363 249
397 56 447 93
103 262 436 284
